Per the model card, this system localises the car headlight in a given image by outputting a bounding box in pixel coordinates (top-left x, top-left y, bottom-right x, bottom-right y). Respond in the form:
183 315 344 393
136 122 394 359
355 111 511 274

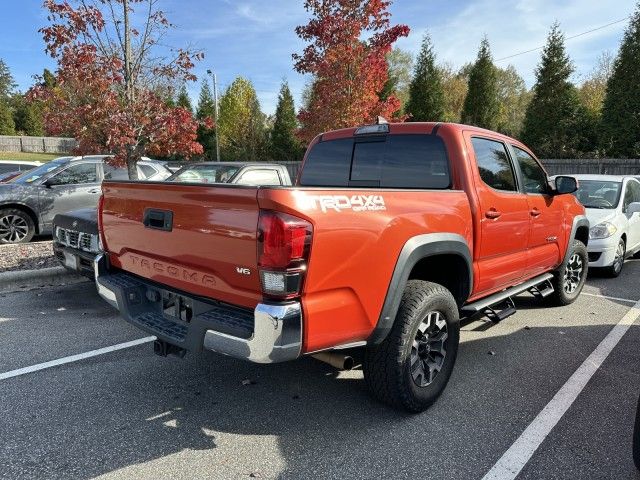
589 222 617 239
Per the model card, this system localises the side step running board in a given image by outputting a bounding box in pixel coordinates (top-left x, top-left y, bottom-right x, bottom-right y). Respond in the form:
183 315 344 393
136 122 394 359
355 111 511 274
528 279 555 299
462 273 554 316
483 297 517 323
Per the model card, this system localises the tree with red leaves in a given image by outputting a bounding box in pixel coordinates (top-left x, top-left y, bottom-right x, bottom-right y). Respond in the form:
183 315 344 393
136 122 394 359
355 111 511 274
32 0 210 178
293 0 409 142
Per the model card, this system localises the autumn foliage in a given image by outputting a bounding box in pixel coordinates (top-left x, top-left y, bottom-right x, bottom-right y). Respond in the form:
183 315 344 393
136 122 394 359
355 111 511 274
31 0 209 176
293 0 409 142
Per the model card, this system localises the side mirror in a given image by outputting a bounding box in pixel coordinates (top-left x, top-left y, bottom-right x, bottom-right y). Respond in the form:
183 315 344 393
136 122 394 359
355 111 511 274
554 176 578 195
627 202 640 215
42 179 53 188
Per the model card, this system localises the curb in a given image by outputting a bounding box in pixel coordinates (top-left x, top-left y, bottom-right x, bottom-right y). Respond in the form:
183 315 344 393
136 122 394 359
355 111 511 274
0 266 89 293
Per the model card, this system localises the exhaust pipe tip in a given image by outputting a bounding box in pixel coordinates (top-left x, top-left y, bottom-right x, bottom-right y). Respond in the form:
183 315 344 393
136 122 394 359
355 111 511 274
312 352 354 371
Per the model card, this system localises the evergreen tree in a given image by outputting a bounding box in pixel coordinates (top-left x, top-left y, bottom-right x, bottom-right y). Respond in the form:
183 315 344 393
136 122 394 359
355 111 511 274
42 68 57 89
521 23 591 158
196 80 217 160
176 84 193 113
0 59 16 100
270 81 303 162
12 95 44 136
0 100 15 134
461 38 500 129
405 34 445 121
601 5 640 157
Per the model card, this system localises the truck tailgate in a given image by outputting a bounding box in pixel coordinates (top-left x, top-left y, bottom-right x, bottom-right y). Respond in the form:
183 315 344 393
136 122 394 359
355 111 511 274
101 182 262 308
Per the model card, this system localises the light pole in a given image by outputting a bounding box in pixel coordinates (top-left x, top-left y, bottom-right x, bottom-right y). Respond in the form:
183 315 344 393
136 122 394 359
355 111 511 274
206 69 221 162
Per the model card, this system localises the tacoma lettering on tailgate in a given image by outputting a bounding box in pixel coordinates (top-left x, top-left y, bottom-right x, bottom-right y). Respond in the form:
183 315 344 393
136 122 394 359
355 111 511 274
129 254 216 287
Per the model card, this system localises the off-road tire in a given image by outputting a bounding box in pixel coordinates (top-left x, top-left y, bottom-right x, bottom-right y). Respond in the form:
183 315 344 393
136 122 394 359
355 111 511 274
604 238 626 278
363 280 460 413
0 208 35 244
547 240 588 306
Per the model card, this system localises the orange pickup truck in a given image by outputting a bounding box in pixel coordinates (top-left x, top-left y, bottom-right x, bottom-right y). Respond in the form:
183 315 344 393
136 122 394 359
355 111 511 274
95 121 588 412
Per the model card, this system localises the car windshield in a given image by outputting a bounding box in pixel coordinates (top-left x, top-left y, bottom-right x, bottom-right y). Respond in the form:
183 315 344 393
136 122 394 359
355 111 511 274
573 180 622 209
168 164 240 183
11 159 68 184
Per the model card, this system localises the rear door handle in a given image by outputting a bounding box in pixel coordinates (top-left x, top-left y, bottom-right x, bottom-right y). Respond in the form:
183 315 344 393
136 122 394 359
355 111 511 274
485 209 502 219
88 189 100 194
530 208 541 217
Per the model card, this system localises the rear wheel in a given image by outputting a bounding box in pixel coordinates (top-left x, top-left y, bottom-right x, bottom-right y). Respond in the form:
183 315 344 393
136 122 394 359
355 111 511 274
0 208 35 244
547 240 588 306
604 239 626 277
363 280 460 412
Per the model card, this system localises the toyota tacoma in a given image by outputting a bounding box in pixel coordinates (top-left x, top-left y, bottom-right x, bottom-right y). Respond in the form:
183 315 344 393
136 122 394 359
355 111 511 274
95 121 588 412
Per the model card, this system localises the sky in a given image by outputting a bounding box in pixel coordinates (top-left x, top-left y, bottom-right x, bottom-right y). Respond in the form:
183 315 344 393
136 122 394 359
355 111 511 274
1 0 637 115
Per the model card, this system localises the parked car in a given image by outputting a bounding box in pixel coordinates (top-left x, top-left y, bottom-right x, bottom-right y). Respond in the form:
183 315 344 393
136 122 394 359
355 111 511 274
95 121 587 412
52 162 291 275
0 160 41 175
0 155 171 244
572 174 640 276
168 162 292 185
52 208 100 277
0 171 23 183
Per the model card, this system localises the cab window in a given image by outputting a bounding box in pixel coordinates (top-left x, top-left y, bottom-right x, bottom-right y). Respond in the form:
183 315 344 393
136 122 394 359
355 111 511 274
471 138 517 192
512 146 548 194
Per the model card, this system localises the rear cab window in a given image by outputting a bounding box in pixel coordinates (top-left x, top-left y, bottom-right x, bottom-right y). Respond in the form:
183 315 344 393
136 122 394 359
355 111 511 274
299 134 451 189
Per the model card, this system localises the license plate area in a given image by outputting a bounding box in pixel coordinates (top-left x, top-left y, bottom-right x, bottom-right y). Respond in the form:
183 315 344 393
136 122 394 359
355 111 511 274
162 291 193 322
63 252 79 270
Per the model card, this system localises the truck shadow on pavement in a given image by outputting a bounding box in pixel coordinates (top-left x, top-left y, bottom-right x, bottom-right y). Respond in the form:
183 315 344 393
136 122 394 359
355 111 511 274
4 313 640 479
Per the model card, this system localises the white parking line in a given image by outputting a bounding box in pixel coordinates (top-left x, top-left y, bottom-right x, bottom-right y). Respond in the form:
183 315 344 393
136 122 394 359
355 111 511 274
482 298 640 480
582 292 638 304
0 336 156 381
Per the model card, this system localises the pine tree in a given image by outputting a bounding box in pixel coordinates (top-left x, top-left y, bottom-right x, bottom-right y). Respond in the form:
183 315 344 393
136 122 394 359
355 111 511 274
521 23 590 158
601 5 640 157
12 95 44 136
0 59 16 101
405 34 445 121
176 84 193 113
270 81 303 161
0 100 15 135
196 80 217 160
461 37 500 129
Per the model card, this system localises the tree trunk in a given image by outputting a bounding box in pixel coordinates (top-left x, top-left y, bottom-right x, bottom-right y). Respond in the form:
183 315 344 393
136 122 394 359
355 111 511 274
127 157 139 180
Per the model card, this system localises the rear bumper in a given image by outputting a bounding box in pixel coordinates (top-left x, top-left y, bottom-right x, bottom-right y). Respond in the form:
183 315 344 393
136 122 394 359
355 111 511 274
94 254 302 363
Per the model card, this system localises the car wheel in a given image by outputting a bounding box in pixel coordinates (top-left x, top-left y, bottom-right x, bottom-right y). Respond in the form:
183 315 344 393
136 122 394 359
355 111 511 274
363 280 460 412
0 208 35 244
547 240 588 306
605 238 626 278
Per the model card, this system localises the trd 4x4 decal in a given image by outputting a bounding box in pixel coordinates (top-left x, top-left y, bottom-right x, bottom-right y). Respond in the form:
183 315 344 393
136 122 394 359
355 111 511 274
294 192 386 213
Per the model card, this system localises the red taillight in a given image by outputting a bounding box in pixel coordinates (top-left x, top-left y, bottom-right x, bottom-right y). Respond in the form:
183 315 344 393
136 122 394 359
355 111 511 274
257 210 312 299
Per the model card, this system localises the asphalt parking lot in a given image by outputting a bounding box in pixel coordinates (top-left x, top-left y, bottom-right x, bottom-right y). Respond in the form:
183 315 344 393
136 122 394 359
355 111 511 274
1 261 639 479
